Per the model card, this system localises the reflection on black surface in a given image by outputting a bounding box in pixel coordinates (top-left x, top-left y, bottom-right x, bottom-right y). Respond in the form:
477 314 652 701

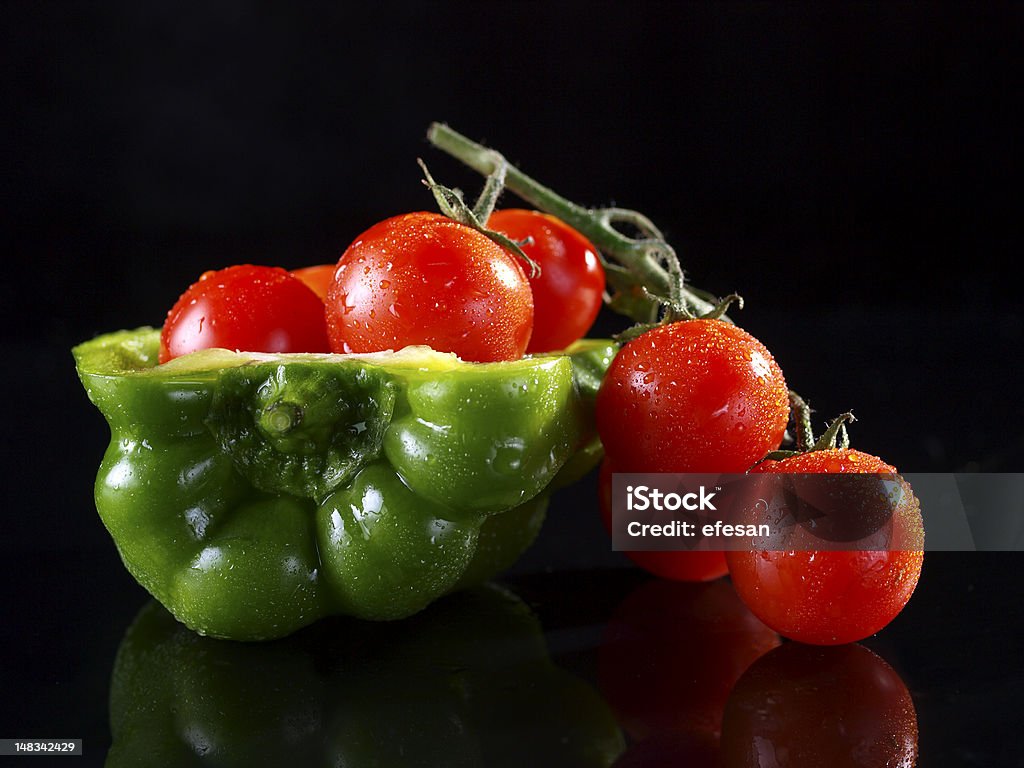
106 585 624 767
610 730 718 768
720 643 918 767
598 579 780 745
596 579 918 767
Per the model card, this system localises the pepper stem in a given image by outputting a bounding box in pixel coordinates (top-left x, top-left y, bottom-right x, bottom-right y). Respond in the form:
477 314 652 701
259 401 302 437
427 122 721 323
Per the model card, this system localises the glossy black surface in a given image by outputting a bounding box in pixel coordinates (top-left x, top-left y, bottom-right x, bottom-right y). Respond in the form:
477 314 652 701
2 522 1023 766
4 3 1023 766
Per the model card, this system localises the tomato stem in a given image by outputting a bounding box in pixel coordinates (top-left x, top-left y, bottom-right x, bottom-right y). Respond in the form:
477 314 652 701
417 158 540 277
701 293 744 321
789 391 816 451
760 395 853 464
427 123 721 323
812 412 856 452
471 154 507 223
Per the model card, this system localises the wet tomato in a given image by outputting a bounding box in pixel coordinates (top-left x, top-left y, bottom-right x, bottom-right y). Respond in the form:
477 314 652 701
325 212 533 363
726 449 925 645
487 209 604 353
596 319 789 473
160 264 329 364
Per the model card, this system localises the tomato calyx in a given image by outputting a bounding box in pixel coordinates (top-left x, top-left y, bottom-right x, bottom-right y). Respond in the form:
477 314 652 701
759 391 857 464
416 158 540 278
613 292 746 345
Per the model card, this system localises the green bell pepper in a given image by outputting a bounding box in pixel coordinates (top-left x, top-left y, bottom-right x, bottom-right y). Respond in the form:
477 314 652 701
74 328 615 640
107 586 624 767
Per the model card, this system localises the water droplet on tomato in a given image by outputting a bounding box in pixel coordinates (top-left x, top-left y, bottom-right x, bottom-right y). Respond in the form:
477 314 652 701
379 279 391 290
388 304 401 318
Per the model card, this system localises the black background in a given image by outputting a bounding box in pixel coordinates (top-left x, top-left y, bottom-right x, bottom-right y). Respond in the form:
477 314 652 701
2 2 1022 766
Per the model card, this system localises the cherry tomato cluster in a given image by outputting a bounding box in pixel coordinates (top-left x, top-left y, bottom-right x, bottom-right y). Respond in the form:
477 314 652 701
160 210 604 365
594 312 924 645
159 124 924 647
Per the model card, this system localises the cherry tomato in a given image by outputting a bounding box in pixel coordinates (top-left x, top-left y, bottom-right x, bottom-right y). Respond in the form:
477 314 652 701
159 265 330 364
598 577 779 741
726 449 925 645
487 209 605 353
325 212 534 363
599 459 729 581
721 643 918 767
596 319 789 473
291 264 335 301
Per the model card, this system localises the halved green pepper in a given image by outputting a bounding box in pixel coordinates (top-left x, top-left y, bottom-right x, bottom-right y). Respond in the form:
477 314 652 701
74 328 615 640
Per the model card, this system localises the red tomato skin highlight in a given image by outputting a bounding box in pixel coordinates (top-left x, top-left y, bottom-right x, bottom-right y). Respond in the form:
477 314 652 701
596 319 789 474
325 212 534 363
599 459 729 581
159 264 330 364
727 449 925 646
487 209 605 353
